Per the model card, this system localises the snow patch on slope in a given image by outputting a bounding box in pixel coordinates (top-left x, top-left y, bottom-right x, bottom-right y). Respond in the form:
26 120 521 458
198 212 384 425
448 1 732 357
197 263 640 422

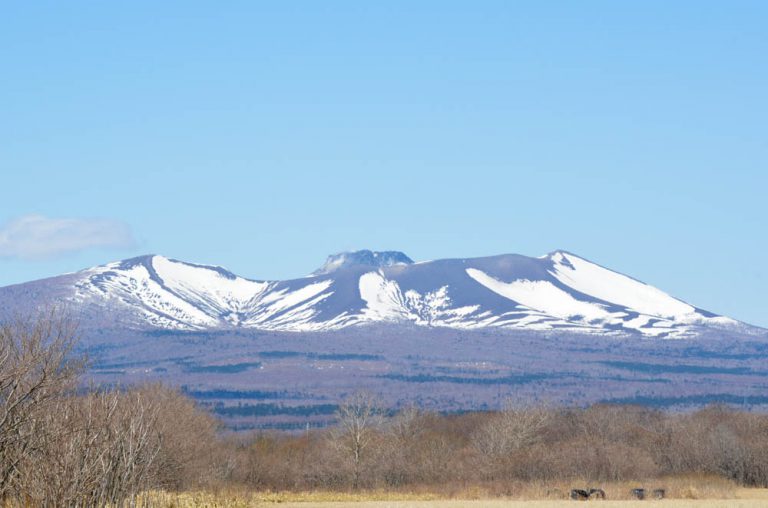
76 256 340 331
466 268 612 322
152 256 270 315
358 271 489 328
76 260 219 329
243 281 338 331
359 271 412 321
548 252 696 319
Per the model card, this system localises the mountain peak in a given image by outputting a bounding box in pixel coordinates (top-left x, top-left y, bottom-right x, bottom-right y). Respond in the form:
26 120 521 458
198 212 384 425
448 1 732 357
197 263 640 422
544 249 578 259
112 254 158 270
314 250 414 275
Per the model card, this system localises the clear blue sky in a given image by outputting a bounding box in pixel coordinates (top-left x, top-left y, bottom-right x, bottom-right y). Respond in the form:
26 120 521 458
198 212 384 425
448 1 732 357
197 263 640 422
1 2 766 326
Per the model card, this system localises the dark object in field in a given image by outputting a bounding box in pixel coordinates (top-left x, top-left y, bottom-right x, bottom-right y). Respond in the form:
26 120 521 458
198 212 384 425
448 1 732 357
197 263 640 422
588 488 606 499
570 489 590 500
631 488 646 499
652 488 665 499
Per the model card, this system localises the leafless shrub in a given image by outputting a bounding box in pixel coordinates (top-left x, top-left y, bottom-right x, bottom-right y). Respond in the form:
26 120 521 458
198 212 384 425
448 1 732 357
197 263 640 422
0 312 226 505
141 384 221 490
19 388 162 506
0 311 82 498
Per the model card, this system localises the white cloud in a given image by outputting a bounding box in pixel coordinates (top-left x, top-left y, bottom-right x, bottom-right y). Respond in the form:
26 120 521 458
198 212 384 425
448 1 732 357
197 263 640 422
0 214 136 260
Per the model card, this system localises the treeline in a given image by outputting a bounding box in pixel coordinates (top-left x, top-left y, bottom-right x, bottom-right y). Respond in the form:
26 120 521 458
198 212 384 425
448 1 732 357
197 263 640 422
2 314 768 506
231 394 768 492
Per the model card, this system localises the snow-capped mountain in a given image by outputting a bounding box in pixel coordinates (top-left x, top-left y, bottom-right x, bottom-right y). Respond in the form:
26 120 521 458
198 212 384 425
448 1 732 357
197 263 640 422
0 250 756 338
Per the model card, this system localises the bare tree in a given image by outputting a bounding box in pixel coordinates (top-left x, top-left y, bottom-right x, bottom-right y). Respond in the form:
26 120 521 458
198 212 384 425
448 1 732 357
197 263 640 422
471 400 550 479
387 404 423 445
379 405 426 486
473 400 550 458
329 392 383 488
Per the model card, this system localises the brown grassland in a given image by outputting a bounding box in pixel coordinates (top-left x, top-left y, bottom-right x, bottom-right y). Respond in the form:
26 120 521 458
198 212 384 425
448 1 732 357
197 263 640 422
140 486 768 507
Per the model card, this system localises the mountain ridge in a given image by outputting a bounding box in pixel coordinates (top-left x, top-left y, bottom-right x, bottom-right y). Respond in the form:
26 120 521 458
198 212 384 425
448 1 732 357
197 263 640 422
0 250 759 339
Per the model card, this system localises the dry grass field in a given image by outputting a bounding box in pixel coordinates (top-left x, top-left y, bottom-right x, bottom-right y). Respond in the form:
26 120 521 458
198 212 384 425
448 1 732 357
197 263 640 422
140 486 768 507
142 497 768 507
